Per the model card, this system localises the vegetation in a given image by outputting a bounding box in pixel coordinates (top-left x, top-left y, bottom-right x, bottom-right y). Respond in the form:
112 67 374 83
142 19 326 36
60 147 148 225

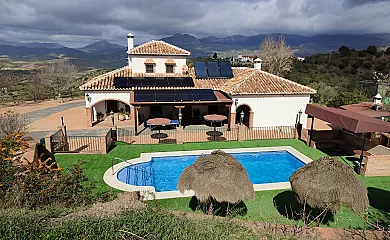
288 45 390 100
0 207 278 240
0 111 30 138
259 35 294 77
0 133 103 209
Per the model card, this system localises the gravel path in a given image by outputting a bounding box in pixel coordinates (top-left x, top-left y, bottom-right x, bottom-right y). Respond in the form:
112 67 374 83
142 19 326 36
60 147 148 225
24 101 85 122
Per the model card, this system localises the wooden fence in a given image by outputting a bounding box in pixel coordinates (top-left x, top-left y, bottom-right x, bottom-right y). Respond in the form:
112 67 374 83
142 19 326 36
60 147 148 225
115 125 296 145
45 127 112 154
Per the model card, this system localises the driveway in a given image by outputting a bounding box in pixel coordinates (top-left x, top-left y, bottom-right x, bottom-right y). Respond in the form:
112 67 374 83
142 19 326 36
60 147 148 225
24 101 85 122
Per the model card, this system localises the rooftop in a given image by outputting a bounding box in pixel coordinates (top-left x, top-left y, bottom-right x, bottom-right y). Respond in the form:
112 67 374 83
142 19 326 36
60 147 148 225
79 66 316 95
127 40 191 56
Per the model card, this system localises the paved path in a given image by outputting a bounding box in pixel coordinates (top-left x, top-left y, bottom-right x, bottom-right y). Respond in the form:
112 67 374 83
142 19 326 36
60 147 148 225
24 101 84 123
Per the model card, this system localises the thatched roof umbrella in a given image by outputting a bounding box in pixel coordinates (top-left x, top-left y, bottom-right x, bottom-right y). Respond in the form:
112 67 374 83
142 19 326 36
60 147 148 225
177 150 254 207
289 156 369 214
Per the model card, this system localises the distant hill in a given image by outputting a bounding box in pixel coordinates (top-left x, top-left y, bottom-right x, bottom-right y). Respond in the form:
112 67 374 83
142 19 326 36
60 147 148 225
79 40 125 53
161 33 390 57
0 45 85 57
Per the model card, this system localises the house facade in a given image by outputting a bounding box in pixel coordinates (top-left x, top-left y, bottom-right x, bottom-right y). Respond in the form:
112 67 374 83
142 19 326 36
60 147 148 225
80 33 315 132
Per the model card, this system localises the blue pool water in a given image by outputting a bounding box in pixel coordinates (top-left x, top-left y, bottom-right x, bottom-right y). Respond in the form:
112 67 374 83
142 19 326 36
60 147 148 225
117 150 305 192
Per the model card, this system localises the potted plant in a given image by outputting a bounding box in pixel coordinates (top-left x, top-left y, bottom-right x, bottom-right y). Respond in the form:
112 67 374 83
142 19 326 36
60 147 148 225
96 112 104 121
123 111 130 120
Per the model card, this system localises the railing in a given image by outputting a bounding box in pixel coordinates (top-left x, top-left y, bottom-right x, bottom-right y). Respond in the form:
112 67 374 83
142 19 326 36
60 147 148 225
66 136 102 153
51 129 67 152
183 127 238 143
116 128 177 145
243 126 295 140
112 158 152 186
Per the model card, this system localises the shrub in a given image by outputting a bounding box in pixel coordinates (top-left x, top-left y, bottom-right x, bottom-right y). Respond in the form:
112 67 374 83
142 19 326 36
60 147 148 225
0 111 30 138
326 92 367 108
0 133 99 209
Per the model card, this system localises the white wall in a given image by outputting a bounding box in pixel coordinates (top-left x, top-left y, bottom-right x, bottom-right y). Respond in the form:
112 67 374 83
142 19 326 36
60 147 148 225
85 91 131 108
231 95 310 127
130 55 187 74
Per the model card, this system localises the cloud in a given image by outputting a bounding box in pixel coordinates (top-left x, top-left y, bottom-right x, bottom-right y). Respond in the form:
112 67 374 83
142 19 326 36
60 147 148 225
0 0 390 47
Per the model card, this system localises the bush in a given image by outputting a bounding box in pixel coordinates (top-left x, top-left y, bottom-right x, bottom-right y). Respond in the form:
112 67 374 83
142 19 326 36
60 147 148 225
0 133 99 209
326 92 367 108
0 111 30 138
358 51 366 57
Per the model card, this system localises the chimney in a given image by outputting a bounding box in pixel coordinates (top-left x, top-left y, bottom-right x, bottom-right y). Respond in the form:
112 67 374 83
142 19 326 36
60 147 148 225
127 33 134 67
127 33 134 51
373 93 382 105
254 58 262 70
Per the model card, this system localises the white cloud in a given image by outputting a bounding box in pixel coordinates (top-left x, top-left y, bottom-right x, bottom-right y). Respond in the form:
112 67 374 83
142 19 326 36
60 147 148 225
0 0 389 47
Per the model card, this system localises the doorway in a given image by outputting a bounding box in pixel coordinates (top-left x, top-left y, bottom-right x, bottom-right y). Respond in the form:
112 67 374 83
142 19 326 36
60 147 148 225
106 100 118 113
236 105 251 127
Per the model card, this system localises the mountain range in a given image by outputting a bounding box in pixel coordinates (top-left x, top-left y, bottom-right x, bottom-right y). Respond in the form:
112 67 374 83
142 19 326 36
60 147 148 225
1 33 390 69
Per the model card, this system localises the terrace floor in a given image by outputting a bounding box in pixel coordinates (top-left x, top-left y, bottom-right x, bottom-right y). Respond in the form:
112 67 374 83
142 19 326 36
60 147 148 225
55 139 390 230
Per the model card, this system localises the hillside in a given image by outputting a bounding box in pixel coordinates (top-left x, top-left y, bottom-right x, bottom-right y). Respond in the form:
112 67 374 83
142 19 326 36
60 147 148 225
161 33 390 57
287 46 390 97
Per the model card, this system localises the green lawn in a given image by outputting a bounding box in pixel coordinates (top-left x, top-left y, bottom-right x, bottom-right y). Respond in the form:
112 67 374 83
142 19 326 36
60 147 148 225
55 139 390 229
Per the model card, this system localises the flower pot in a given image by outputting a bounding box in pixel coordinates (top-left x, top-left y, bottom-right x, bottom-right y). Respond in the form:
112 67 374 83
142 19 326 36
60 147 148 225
125 115 129 120
119 114 125 121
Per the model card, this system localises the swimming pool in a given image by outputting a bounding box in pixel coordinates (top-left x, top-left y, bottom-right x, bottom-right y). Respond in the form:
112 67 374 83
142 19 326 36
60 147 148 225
117 149 306 191
104 147 312 199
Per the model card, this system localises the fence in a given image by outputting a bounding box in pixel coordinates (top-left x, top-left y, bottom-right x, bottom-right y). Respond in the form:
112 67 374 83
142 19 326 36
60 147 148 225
115 125 296 145
117 128 177 145
45 127 112 154
243 126 295 141
182 127 238 143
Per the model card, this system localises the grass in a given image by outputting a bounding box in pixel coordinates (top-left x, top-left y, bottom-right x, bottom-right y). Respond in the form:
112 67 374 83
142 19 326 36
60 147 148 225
55 139 390 230
1 207 270 240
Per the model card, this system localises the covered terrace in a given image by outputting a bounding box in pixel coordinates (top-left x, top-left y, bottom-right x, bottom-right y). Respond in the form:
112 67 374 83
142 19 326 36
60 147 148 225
129 89 233 134
305 104 390 174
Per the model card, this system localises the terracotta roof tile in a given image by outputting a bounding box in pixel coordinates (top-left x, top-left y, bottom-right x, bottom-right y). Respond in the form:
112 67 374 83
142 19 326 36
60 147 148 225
127 40 190 56
80 66 316 95
165 59 176 64
144 58 156 64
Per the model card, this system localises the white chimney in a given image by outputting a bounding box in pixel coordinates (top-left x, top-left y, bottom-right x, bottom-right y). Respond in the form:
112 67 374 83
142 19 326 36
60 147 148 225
374 93 382 105
127 33 134 51
127 33 134 67
254 58 262 70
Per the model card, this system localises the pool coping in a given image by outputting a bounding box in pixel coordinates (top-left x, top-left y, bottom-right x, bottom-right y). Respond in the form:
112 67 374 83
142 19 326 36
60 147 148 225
103 146 312 200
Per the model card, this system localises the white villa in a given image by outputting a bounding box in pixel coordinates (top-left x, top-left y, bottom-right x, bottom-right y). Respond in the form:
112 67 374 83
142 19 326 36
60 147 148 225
80 33 316 132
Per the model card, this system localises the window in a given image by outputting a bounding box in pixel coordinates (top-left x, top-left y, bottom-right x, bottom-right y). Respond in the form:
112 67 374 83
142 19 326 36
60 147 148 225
166 64 174 73
145 64 154 73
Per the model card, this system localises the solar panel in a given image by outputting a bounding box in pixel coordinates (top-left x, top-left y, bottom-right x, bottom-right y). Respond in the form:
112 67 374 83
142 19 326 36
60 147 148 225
134 89 217 102
206 61 221 78
219 61 233 78
194 62 208 78
114 77 129 88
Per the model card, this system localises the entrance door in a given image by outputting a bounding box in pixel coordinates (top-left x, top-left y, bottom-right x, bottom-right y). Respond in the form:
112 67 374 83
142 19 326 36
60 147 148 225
106 100 118 113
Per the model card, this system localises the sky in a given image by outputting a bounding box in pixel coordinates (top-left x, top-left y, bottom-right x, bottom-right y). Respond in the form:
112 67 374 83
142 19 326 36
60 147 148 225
0 0 390 47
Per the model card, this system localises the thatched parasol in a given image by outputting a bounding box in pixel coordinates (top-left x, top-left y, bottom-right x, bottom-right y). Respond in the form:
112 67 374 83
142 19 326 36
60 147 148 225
177 150 254 204
289 156 369 214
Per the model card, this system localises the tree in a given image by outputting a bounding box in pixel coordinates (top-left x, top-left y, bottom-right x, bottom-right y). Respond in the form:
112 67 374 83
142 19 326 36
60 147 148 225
326 91 367 108
365 45 377 55
25 74 50 102
308 82 339 105
338 46 350 56
258 35 294 77
213 52 218 59
0 111 30 137
386 47 390 55
39 61 78 99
